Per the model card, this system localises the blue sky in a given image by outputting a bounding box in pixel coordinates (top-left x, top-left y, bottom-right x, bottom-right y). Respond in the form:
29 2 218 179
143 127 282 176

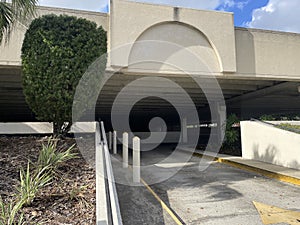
216 0 269 27
38 0 300 33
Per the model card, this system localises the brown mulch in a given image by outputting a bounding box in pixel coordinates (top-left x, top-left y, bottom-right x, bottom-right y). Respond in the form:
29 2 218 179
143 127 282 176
0 136 96 225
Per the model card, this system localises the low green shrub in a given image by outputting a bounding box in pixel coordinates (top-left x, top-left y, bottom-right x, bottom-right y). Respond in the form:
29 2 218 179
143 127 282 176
221 114 241 156
259 114 275 121
21 15 107 136
260 114 300 121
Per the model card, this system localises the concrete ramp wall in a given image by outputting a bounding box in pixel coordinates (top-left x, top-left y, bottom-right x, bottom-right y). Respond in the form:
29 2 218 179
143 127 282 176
240 121 300 170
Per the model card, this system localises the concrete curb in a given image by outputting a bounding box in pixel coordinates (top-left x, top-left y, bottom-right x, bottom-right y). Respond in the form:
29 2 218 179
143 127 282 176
179 147 300 187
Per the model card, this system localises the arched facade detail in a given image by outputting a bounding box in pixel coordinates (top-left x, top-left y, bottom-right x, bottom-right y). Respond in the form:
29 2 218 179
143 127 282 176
128 21 221 75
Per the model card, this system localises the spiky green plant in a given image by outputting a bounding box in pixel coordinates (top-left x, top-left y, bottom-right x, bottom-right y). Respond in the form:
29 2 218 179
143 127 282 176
1 137 78 223
17 163 52 207
0 196 24 225
36 139 77 174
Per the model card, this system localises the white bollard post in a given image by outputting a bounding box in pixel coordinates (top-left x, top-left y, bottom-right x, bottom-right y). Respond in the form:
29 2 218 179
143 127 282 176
113 131 117 154
123 132 128 168
133 136 140 183
109 131 112 150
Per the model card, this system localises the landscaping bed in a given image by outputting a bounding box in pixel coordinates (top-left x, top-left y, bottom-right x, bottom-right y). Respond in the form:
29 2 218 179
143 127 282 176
0 136 96 225
276 123 300 134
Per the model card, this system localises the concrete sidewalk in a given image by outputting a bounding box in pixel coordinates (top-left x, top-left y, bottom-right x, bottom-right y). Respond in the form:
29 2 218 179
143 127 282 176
179 147 300 187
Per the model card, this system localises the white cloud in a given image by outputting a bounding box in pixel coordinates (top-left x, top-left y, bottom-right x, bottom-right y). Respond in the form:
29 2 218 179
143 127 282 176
223 0 235 8
246 0 300 33
235 0 249 10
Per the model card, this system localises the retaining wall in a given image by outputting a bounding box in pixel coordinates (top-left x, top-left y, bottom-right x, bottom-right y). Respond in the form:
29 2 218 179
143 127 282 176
240 121 300 170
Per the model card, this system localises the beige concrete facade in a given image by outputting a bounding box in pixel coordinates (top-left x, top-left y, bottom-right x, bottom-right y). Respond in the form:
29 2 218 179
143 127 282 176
108 0 300 80
235 28 300 80
1 2 300 121
2 2 300 80
109 0 236 73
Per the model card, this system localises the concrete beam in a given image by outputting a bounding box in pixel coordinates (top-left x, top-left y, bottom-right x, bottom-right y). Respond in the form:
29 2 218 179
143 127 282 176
100 86 244 95
103 82 260 91
227 82 299 103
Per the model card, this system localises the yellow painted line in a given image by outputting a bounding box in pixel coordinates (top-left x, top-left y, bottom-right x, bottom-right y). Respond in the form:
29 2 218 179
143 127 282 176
192 152 300 187
253 201 300 224
128 165 185 225
140 178 185 225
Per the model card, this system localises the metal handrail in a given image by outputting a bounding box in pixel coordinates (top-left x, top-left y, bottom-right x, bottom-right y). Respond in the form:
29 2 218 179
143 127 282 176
95 123 109 225
100 121 108 146
100 121 123 225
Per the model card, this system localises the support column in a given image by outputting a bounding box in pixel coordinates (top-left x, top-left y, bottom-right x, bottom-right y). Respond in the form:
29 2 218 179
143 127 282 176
212 102 226 147
113 130 117 154
181 117 187 143
122 132 128 168
133 136 140 183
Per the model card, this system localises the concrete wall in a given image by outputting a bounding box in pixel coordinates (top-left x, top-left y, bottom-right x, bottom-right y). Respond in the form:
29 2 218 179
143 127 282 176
235 27 300 79
0 6 108 66
0 122 96 134
240 121 300 170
